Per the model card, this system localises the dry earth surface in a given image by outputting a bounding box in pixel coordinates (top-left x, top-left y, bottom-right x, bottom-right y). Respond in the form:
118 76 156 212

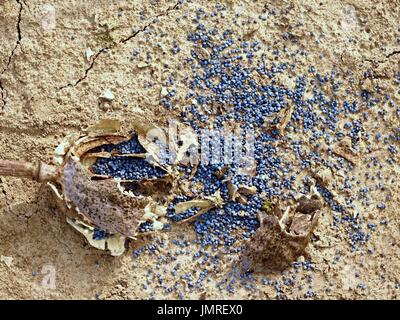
0 0 399 299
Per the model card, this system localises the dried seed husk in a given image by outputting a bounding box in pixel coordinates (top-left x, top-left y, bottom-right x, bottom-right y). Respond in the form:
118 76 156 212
175 190 224 223
52 119 205 253
66 218 126 256
241 197 320 272
52 119 173 249
62 159 147 238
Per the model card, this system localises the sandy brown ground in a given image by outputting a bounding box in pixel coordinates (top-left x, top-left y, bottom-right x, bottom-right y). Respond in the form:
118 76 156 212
0 0 399 299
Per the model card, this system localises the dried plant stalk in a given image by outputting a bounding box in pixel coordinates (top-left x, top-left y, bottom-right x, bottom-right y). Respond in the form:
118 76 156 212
0 159 59 182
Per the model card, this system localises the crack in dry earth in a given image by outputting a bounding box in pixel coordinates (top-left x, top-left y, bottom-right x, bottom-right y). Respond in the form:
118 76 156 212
0 82 6 109
365 49 400 65
386 50 400 59
0 0 24 110
58 1 182 91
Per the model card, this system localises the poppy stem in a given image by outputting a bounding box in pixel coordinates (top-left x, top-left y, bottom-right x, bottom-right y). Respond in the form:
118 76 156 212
0 159 59 182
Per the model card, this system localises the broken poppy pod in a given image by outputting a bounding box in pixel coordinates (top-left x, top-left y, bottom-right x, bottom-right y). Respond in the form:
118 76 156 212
0 119 221 256
241 191 322 272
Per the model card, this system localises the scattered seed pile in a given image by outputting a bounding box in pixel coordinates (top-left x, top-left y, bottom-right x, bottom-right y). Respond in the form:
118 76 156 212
163 14 398 254
90 5 398 257
117 3 399 298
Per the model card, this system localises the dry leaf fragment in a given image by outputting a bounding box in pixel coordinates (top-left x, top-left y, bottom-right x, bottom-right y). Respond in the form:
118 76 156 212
192 45 210 60
86 48 94 62
0 255 13 267
66 218 126 256
174 190 224 223
100 89 115 101
161 87 169 97
332 137 358 165
238 185 257 196
296 195 323 214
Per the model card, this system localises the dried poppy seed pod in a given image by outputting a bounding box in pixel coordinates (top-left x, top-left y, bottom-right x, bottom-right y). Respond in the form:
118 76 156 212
0 159 59 182
0 119 221 256
0 120 174 255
